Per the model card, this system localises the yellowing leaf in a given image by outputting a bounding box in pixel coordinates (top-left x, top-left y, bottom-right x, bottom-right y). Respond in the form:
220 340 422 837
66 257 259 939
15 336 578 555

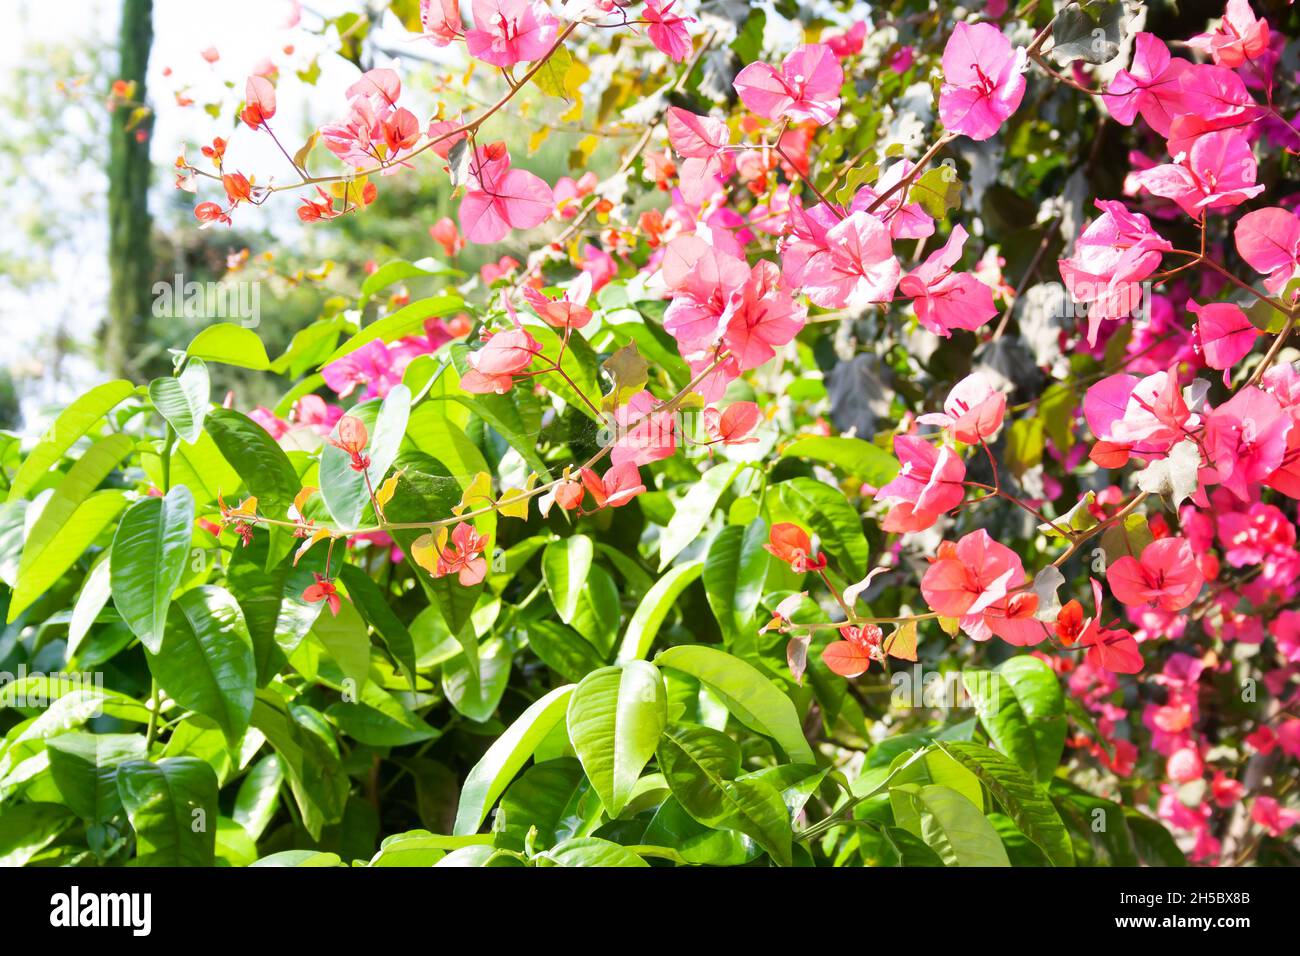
295 527 332 566
375 469 404 512
601 342 648 411
411 532 439 575
884 620 918 661
497 472 539 520
455 471 493 515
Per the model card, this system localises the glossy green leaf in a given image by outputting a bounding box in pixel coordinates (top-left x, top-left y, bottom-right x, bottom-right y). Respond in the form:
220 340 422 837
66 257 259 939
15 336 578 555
7 379 134 503
146 585 256 743
996 655 1066 783
659 462 742 570
778 436 898 486
703 519 769 648
149 358 211 443
776 477 870 579
110 485 195 654
116 757 219 866
937 741 1074 867
542 534 593 625
961 669 1040 780
46 732 147 823
186 323 271 370
566 661 668 817
891 783 1010 867
617 560 704 662
205 408 302 511
453 684 575 835
654 645 813 763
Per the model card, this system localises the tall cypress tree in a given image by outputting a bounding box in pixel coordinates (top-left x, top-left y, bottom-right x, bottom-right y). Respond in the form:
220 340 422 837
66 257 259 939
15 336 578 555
105 0 153 379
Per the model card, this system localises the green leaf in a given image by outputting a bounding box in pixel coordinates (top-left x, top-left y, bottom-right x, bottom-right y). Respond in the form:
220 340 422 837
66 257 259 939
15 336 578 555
251 695 347 839
233 755 282 841
46 732 147 823
116 757 219 866
908 165 962 218
522 617 606 682
186 322 271 370
251 850 343 867
996 655 1066 783
542 535 593 625
496 758 600 850
1005 417 1045 478
206 408 302 512
0 803 75 866
328 687 440 747
703 520 770 649
453 684 575 835
110 485 195 654
779 436 898 486
654 645 813 763
149 358 211 444
961 669 1041 780
643 797 759 865
368 830 491 866
1124 809 1187 867
322 295 465 365
320 385 410 528
657 724 793 866
566 661 668 817
338 563 417 687
891 783 1010 867
146 585 256 743
776 477 870 579
617 560 704 662
359 259 462 305
442 639 511 722
936 741 1074 867
540 836 650 867
1050 780 1138 866
1050 0 1126 65
310 597 371 693
659 463 742 570
7 379 134 503
9 431 133 620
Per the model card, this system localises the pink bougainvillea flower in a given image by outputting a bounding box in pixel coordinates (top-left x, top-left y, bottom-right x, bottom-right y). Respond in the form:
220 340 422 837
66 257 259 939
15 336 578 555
1190 300 1257 384
938 22 1027 141
665 107 729 159
1132 129 1264 217
1107 537 1205 612
322 340 404 399
1188 0 1270 68
430 216 464 257
733 43 844 126
916 532 1004 611
722 260 806 371
703 401 761 446
790 210 900 310
460 327 541 394
1073 578 1144 673
611 389 677 467
426 117 468 159
580 462 646 510
1234 206 1300 295
661 236 751 355
1084 370 1191 462
241 75 276 129
434 522 489 586
523 276 593 330
897 225 997 337
328 415 372 472
1251 796 1300 837
643 0 694 62
1165 63 1262 156
826 21 866 59
346 68 401 109
1204 386 1292 500
1102 33 1191 134
764 522 827 573
849 161 934 240
1058 200 1172 344
917 372 1006 444
464 0 558 67
459 144 554 244
302 572 342 616
875 435 966 532
420 0 463 45
822 623 883 678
